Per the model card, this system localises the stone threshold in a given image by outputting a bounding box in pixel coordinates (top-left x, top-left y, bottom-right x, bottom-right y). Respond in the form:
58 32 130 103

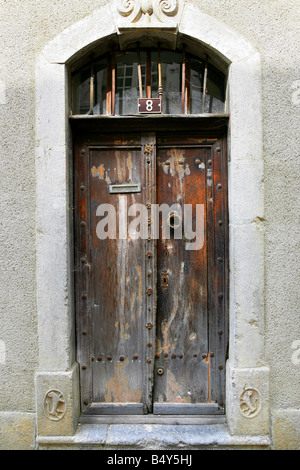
37 422 271 449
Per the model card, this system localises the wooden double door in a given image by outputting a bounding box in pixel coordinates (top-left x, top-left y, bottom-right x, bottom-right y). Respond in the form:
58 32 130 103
74 130 228 416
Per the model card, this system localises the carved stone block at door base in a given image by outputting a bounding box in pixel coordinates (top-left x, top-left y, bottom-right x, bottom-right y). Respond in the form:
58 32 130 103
226 362 270 436
35 363 80 437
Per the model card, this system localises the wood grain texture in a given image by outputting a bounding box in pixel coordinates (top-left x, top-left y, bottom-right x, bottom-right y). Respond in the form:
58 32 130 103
74 129 228 415
154 138 209 406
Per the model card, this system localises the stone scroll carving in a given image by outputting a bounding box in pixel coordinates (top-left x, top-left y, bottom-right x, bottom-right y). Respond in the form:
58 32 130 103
114 0 183 28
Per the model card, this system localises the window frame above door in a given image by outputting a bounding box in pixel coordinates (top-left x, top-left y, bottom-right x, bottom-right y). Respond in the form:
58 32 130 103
70 46 228 117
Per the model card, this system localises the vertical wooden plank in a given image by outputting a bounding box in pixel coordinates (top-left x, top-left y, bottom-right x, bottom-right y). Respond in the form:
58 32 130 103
106 56 112 115
181 48 186 114
154 138 209 407
146 51 151 99
89 62 94 115
157 46 163 113
208 137 228 409
142 133 157 413
74 137 92 411
137 47 143 99
185 56 191 114
205 144 215 405
202 57 208 114
111 50 116 116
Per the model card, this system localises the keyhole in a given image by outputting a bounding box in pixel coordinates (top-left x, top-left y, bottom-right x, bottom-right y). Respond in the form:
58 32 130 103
161 269 168 292
167 211 182 229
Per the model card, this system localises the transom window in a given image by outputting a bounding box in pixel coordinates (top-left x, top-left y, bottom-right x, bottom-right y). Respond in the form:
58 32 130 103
72 47 226 116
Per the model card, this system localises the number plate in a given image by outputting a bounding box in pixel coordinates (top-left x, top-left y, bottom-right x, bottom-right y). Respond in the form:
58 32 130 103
138 98 162 114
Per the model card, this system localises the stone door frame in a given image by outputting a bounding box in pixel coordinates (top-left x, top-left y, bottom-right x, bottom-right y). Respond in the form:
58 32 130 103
35 2 269 438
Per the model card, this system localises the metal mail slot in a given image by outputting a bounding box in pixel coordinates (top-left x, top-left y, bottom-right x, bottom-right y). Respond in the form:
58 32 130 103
108 183 141 194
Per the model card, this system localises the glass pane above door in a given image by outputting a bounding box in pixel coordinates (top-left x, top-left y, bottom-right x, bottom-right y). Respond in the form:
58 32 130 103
72 48 227 116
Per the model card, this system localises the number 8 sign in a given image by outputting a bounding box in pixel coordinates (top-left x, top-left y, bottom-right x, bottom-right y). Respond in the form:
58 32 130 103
138 98 162 114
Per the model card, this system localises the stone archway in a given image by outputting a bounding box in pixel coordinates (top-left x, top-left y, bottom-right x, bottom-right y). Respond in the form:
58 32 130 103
35 1 269 439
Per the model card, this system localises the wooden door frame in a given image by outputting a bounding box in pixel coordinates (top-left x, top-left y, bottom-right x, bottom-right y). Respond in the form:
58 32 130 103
72 116 229 418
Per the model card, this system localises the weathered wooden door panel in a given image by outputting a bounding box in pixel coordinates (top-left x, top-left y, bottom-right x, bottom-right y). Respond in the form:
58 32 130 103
152 136 227 413
90 145 145 407
154 145 209 406
75 134 151 413
74 131 228 415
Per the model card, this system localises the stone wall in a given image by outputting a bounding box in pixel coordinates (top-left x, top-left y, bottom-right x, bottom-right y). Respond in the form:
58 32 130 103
0 0 299 450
